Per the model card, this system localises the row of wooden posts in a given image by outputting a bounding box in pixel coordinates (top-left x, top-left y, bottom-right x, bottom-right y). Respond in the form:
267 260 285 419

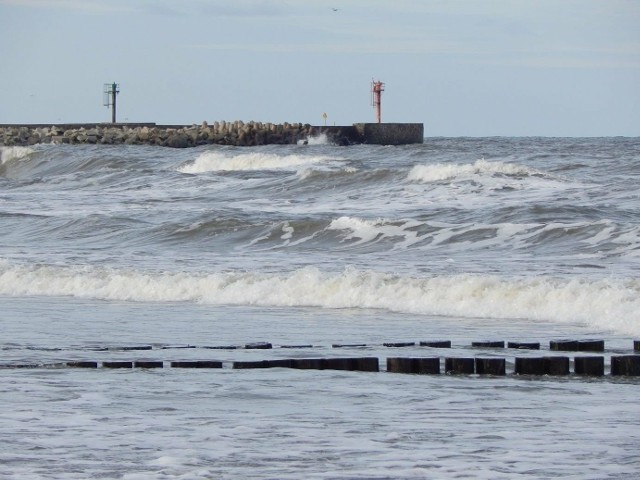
3 355 639 377
387 355 640 376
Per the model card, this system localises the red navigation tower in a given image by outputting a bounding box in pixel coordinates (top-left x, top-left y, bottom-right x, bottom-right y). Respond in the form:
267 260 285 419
371 79 385 123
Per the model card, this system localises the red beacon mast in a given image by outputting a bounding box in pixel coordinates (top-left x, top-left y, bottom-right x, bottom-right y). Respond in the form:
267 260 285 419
371 79 385 123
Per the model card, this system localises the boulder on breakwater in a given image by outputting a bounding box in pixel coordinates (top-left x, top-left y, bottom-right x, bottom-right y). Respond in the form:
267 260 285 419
0 121 318 148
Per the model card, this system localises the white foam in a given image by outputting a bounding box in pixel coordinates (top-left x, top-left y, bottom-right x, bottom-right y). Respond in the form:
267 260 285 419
178 151 332 173
328 216 389 244
407 159 543 183
327 216 423 247
1 261 638 336
296 165 357 180
0 146 35 165
280 221 294 240
325 217 550 251
297 133 329 145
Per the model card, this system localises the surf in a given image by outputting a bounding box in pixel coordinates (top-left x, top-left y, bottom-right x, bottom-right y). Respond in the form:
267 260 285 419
1 261 638 336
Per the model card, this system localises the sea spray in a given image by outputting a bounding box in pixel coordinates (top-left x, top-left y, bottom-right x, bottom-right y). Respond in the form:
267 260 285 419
297 133 330 146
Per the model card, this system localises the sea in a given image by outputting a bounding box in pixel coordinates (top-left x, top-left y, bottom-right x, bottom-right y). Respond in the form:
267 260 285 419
0 136 639 479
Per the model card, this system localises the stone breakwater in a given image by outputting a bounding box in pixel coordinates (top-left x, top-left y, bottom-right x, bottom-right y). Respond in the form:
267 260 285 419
0 122 358 148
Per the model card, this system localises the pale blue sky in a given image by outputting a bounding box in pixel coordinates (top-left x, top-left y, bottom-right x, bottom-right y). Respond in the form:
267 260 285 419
1 0 638 136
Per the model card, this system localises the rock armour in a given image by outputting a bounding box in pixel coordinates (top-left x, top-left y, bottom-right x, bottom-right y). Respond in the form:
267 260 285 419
0 121 318 148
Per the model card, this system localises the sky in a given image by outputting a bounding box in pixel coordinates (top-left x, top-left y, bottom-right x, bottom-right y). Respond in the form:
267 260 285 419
0 0 638 136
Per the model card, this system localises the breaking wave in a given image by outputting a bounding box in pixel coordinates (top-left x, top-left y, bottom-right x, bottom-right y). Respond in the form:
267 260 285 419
178 151 336 173
407 159 545 183
0 146 35 165
322 216 640 255
1 261 638 336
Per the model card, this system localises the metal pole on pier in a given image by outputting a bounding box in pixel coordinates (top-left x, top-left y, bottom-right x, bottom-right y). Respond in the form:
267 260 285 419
103 82 120 123
371 79 385 123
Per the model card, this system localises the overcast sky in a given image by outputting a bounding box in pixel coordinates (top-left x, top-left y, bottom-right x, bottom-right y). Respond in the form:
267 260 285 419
1 0 638 136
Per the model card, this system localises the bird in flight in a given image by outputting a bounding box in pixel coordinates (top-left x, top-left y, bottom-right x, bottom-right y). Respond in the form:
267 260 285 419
332 8 339 12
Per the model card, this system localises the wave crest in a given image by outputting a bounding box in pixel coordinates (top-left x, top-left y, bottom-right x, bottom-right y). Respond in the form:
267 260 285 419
408 159 543 183
0 146 35 165
178 151 334 173
327 216 422 246
1 261 638 336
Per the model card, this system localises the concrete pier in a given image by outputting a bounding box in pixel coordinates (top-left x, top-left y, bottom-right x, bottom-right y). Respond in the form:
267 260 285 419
353 123 424 145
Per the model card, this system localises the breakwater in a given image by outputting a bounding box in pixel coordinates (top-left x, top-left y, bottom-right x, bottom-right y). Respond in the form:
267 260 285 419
0 121 423 147
4 338 640 378
4 355 640 378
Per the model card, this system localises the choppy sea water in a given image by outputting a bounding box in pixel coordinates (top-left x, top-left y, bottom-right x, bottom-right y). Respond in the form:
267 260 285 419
0 136 639 479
